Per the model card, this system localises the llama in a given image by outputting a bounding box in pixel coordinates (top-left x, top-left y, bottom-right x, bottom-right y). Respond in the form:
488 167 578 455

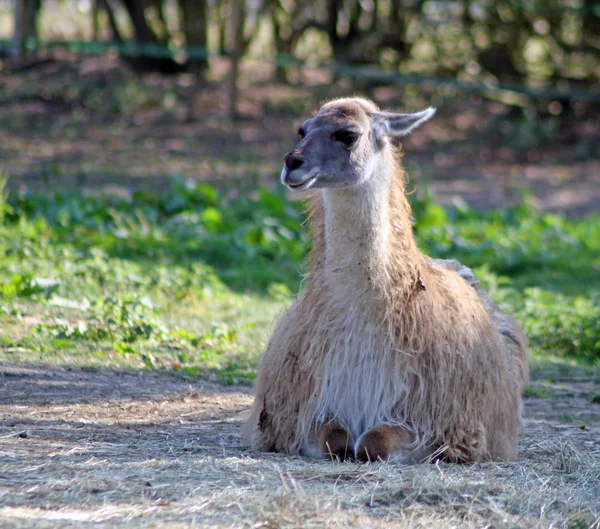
242 98 528 463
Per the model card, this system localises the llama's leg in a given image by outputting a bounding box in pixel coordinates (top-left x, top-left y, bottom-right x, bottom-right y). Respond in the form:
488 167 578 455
304 420 355 461
354 425 416 463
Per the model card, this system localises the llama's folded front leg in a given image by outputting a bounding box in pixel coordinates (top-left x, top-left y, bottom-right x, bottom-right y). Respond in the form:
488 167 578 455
434 422 490 463
304 420 355 461
354 425 418 463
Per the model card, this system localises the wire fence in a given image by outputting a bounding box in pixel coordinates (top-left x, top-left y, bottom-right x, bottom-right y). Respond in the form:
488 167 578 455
2 38 600 103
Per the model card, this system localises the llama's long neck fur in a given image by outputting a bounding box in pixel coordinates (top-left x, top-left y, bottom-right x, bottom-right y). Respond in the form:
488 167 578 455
302 148 426 440
314 147 420 301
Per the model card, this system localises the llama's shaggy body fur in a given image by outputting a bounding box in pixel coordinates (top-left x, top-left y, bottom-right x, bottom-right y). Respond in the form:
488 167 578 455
243 98 528 462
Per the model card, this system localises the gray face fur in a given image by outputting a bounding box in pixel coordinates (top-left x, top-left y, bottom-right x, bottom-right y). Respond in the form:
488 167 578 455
280 98 436 191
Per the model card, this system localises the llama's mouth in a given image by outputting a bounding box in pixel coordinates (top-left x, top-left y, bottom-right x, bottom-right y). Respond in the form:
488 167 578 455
281 167 320 191
287 175 317 190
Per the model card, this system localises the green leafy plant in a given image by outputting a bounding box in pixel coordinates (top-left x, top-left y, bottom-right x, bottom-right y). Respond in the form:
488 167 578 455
0 178 598 377
519 289 600 362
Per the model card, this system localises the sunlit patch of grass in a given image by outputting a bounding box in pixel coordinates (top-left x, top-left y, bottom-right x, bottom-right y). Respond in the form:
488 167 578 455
522 385 553 399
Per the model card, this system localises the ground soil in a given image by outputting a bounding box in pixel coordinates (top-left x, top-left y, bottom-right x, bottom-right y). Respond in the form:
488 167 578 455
1 362 599 528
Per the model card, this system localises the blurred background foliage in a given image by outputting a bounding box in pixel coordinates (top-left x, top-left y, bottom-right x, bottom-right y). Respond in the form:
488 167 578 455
3 0 599 90
1 0 598 202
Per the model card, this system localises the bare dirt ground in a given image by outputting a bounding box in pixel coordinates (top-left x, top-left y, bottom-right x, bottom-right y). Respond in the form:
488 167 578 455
1 362 599 528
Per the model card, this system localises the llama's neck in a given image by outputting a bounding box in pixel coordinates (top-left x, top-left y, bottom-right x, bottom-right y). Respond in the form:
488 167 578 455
319 154 417 298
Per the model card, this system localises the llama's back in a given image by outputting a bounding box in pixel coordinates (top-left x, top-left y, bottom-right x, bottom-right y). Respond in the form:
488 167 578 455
433 258 529 389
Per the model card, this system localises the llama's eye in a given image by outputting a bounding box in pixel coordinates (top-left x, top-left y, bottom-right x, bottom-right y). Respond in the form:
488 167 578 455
297 128 306 139
331 130 359 146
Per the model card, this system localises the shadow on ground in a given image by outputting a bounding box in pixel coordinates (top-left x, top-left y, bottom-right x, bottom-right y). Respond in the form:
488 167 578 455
1 361 600 528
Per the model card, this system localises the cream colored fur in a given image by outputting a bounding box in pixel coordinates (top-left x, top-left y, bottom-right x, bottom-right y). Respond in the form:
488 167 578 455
242 98 528 463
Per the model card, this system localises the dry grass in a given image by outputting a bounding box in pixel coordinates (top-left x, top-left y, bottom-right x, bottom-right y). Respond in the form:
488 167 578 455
1 362 599 529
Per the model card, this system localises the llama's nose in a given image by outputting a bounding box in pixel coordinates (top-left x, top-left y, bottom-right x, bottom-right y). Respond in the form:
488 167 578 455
284 152 304 171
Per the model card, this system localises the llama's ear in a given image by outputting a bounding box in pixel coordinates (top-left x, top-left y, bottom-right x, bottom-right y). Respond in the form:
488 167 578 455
371 107 436 139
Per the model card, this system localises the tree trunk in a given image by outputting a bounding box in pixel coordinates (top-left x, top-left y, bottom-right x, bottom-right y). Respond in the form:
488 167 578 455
271 7 291 84
116 0 184 73
121 0 157 43
583 0 600 48
12 0 25 66
215 0 227 54
25 0 41 43
178 0 208 74
92 0 101 40
12 0 40 67
227 0 244 120
103 0 123 42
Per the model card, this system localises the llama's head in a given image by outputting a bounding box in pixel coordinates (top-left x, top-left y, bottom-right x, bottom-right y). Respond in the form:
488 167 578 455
281 98 435 191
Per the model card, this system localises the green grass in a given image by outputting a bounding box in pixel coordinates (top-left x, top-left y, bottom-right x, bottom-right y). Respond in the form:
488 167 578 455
522 385 553 399
0 176 599 382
